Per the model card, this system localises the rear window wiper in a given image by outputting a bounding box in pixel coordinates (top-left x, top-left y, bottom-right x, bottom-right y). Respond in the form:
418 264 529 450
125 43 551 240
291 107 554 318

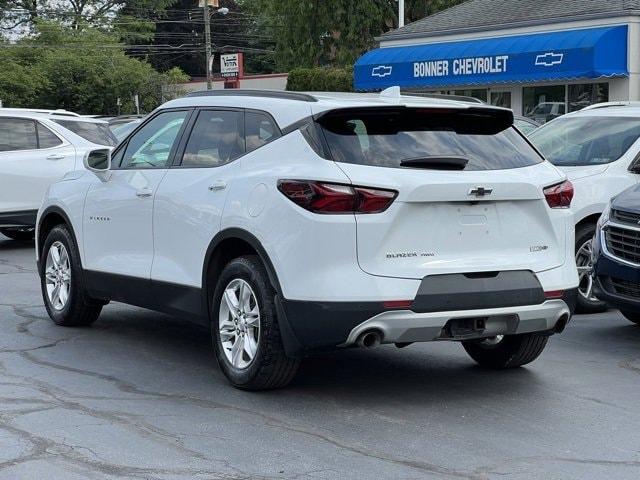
399 156 469 170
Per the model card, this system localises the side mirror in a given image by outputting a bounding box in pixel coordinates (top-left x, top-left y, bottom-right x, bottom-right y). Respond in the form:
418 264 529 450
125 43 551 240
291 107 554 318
84 148 111 173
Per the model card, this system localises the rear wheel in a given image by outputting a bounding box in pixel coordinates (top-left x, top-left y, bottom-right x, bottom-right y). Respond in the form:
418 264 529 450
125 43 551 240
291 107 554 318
620 310 640 326
40 225 102 326
462 333 549 369
211 255 300 390
575 223 607 314
0 227 35 241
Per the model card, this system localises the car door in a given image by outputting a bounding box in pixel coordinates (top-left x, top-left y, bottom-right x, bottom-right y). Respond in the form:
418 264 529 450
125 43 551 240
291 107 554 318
152 108 253 289
83 109 192 279
0 117 75 215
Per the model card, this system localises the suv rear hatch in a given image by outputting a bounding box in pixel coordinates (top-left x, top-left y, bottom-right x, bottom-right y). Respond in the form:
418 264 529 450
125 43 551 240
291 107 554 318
315 106 567 280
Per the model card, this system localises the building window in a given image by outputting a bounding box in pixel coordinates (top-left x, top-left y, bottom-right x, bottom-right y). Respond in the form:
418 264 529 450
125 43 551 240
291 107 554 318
568 83 608 112
523 85 566 123
452 89 488 102
490 91 511 109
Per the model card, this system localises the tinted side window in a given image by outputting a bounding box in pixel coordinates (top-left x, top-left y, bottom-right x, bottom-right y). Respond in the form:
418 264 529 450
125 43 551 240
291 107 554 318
53 120 117 146
245 111 280 153
37 123 63 148
120 110 189 169
0 118 37 152
182 110 244 168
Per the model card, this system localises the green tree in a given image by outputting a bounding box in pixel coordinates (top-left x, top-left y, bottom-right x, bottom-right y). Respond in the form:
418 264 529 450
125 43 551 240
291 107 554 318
0 22 189 114
0 0 175 32
241 0 463 71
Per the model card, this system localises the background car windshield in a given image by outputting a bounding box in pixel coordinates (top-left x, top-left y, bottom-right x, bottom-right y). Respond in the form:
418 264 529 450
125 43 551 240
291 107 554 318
319 109 543 171
53 119 117 146
529 116 640 166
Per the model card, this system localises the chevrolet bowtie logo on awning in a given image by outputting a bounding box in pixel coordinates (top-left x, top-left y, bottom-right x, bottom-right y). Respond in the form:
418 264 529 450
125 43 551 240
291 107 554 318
468 187 493 197
371 65 393 78
535 52 564 67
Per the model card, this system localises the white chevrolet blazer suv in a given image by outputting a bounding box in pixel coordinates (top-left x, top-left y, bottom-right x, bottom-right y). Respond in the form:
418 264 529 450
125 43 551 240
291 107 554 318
36 89 579 390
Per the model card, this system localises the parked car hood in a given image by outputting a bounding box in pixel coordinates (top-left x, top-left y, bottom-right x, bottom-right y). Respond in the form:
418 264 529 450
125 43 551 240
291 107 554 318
612 184 640 214
556 164 609 181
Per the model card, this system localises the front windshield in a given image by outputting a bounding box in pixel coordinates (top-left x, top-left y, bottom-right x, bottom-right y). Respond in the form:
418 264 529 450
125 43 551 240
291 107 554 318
529 116 640 166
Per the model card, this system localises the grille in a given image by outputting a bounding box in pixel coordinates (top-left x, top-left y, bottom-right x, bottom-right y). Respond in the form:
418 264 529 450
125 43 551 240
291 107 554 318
612 209 640 225
610 278 640 299
605 226 640 264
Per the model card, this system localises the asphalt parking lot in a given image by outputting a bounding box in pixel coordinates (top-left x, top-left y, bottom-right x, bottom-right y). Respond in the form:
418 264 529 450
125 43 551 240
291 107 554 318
1 234 640 480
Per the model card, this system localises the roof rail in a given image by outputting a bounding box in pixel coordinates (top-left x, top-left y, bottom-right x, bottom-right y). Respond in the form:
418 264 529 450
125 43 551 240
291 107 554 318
185 89 318 103
582 101 640 111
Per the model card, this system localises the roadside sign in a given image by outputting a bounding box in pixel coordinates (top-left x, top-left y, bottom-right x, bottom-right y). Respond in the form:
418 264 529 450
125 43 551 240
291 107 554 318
220 53 241 78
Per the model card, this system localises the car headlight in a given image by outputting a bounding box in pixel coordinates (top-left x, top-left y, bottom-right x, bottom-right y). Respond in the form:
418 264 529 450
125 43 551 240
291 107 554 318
597 201 611 228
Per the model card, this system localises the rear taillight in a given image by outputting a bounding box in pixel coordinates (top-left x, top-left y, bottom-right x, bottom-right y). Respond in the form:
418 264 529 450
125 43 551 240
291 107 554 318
544 180 573 208
277 180 397 214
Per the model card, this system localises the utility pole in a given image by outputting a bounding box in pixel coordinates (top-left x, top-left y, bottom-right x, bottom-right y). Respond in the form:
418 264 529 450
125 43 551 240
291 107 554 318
398 0 405 27
204 1 214 90
202 0 228 90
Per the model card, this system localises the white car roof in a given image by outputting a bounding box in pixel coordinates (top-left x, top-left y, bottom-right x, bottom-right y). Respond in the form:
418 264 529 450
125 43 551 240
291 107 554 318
161 89 508 129
0 109 109 124
561 105 640 119
0 108 80 117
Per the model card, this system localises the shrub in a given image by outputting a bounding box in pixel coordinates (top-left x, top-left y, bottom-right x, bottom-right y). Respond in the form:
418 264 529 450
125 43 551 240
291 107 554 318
287 67 353 92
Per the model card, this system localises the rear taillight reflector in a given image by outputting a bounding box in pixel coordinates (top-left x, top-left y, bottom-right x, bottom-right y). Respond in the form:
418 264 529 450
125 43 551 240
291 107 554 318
278 180 397 214
544 180 573 208
383 300 413 310
544 290 564 299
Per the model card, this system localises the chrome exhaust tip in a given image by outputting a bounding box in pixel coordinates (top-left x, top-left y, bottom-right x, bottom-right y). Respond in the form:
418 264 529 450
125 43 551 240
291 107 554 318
356 330 382 348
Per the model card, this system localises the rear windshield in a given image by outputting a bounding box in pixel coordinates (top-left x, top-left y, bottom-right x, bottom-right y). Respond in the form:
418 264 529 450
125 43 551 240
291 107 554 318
53 119 118 146
317 108 543 171
528 116 640 166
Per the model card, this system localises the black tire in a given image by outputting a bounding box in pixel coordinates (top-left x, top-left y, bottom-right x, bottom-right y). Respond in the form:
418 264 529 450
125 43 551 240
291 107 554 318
620 310 640 325
211 255 300 390
575 223 607 314
40 225 103 326
0 227 35 241
462 333 549 369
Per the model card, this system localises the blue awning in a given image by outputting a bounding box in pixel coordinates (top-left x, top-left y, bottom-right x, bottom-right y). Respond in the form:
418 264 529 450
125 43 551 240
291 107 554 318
354 25 628 91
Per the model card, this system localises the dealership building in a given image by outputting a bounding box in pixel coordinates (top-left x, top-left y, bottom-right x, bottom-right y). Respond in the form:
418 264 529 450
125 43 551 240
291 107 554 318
354 0 640 120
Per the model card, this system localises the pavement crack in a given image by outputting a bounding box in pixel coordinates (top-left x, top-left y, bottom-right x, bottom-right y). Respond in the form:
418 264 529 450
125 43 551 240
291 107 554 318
17 351 479 479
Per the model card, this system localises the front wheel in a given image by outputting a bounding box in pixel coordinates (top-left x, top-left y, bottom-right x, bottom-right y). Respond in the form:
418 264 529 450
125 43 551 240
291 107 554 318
462 333 549 369
620 310 640 326
40 225 102 326
211 255 300 390
575 224 607 314
0 227 35 241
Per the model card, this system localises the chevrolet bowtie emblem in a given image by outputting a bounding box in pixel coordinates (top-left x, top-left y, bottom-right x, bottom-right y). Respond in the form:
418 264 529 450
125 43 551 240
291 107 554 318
468 187 493 197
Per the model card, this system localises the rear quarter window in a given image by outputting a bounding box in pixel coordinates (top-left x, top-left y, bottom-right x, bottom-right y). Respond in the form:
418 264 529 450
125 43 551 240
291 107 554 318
53 119 118 146
317 108 543 171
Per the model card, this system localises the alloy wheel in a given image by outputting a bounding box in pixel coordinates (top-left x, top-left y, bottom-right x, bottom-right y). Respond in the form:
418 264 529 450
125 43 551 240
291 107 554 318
218 279 260 369
44 241 71 311
576 239 597 302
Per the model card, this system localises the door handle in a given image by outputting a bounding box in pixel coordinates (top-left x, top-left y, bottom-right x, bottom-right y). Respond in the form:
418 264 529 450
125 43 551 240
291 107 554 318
208 180 227 191
136 187 153 198
46 154 65 160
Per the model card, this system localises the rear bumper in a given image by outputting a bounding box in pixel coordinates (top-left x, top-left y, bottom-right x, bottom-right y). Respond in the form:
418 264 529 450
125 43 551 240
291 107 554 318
342 299 571 346
277 288 577 357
